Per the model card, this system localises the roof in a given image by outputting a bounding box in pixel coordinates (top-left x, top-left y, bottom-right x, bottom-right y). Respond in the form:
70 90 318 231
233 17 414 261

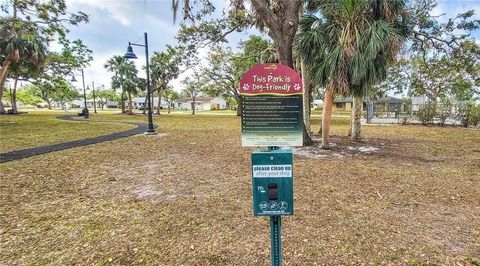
176 96 216 103
334 97 352 103
374 96 404 103
334 96 405 103
129 97 168 104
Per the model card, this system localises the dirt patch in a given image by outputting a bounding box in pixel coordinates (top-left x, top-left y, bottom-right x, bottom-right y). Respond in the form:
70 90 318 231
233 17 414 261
293 136 383 160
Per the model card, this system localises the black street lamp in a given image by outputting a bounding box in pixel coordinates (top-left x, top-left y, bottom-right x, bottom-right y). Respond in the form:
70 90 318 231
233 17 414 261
71 68 89 119
124 32 155 134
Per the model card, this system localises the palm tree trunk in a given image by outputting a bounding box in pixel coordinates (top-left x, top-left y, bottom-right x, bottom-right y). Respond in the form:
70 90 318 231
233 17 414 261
121 90 126 113
12 76 19 114
301 60 311 133
156 90 162 115
127 90 133 115
236 94 242 116
351 95 362 141
0 58 13 114
321 85 334 149
143 94 147 114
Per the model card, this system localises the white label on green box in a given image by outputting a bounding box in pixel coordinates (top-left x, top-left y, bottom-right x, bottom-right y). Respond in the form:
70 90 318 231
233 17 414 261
252 165 292 178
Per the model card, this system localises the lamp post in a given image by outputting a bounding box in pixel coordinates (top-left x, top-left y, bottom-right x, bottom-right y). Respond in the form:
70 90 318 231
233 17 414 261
71 68 89 119
124 32 155 134
87 81 97 113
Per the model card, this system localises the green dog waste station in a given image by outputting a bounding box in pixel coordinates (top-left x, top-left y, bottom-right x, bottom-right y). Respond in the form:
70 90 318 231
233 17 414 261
252 148 293 266
240 63 303 266
252 149 294 217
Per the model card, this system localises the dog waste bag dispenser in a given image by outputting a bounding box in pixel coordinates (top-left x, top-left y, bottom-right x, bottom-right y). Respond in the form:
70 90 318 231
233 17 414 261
252 149 293 216
241 63 302 266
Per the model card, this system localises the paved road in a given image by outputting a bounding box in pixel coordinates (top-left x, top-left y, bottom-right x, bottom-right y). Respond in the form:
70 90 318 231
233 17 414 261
0 115 150 163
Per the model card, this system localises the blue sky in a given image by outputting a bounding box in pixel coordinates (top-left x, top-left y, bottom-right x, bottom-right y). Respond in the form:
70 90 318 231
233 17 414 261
57 0 480 92
62 0 257 92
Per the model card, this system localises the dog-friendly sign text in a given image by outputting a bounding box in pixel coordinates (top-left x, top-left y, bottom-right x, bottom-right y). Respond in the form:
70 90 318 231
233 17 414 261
240 63 303 147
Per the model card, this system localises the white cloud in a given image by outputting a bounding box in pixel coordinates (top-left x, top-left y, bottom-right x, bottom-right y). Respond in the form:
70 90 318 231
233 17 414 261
67 0 136 25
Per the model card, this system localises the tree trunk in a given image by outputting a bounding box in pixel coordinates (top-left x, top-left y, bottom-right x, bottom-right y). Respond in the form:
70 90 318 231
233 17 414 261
127 90 133 114
192 96 196 115
0 88 5 114
321 85 334 149
12 76 19 114
0 58 13 114
142 93 147 114
168 101 171 114
351 95 362 141
121 90 126 113
301 61 313 146
276 39 294 69
301 60 311 132
236 94 242 116
156 90 162 115
348 106 353 137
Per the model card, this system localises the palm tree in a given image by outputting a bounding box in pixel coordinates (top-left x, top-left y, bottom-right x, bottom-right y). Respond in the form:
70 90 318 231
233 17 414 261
149 47 182 115
296 0 408 146
104 55 128 113
120 62 138 115
0 19 45 114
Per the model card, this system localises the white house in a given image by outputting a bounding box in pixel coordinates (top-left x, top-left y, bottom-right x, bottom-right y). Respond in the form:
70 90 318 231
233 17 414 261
312 99 324 109
412 95 429 112
124 97 170 109
73 99 103 109
175 96 227 111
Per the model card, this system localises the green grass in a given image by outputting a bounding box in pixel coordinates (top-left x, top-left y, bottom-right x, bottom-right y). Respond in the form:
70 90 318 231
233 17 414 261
0 111 134 153
1 111 479 265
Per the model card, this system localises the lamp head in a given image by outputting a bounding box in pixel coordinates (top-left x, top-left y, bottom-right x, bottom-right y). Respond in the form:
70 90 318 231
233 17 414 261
124 44 138 59
71 76 77 82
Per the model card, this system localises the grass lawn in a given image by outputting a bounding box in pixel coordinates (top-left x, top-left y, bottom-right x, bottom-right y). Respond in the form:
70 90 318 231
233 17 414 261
0 111 134 153
1 111 479 265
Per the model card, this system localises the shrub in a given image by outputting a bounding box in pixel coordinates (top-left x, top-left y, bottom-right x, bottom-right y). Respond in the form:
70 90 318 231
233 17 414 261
436 102 451 127
417 103 436 125
401 114 410 125
471 104 480 127
456 103 473 127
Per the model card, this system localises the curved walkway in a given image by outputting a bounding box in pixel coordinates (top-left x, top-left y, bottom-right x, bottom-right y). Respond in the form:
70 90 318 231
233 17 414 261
0 115 151 163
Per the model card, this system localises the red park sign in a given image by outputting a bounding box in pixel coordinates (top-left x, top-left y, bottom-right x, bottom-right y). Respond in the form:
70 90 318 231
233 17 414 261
239 63 303 95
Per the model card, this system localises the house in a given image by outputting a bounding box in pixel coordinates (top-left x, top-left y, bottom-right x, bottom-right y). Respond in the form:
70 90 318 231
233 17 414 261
412 95 428 112
124 97 170 109
333 96 408 115
312 99 324 109
175 96 227 111
72 99 102 109
105 100 118 108
333 97 353 111
373 96 407 113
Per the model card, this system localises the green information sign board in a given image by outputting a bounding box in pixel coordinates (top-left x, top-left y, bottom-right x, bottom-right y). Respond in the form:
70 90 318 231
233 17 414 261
240 64 303 147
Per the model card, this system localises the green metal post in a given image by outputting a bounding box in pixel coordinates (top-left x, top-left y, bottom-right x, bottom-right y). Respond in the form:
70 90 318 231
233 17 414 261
270 215 282 266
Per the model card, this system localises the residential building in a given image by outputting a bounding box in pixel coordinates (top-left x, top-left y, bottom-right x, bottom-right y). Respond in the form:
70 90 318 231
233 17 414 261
175 96 227 111
124 97 170 109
